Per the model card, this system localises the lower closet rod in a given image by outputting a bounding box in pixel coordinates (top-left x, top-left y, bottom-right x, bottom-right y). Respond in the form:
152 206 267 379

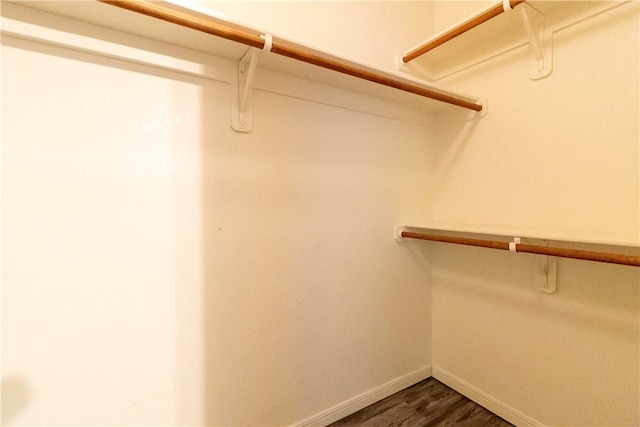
400 231 640 267
98 0 483 111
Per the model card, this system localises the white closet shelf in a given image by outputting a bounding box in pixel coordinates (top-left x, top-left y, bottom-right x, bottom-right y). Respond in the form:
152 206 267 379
398 223 640 249
400 223 640 249
7 0 482 113
404 0 588 65
401 1 625 80
402 0 529 64
397 225 640 268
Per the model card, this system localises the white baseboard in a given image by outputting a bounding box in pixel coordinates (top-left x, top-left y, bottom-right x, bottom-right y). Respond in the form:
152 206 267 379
432 366 543 427
291 365 432 427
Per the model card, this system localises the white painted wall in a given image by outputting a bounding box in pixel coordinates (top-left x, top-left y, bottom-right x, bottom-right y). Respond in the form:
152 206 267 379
1 4 433 426
3 1 639 426
433 0 494 33
196 1 435 72
432 2 639 241
430 1 639 425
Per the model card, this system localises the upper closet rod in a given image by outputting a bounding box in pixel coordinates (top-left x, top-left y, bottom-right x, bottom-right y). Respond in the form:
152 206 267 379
99 0 482 112
400 231 640 267
403 0 526 63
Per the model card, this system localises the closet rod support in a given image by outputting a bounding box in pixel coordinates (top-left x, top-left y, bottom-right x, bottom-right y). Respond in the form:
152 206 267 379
532 240 557 293
233 34 273 132
231 47 259 132
239 48 258 113
519 3 552 79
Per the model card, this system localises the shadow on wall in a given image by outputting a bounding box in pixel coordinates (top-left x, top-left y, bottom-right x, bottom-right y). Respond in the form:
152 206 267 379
1 377 31 425
429 106 482 210
432 244 640 337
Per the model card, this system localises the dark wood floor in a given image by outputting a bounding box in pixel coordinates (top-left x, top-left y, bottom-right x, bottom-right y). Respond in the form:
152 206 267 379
328 378 513 427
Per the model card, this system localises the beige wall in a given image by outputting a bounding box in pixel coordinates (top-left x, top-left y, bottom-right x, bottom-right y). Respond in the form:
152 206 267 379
1 4 433 426
430 1 639 425
195 0 435 72
431 2 639 241
2 1 639 426
433 0 494 33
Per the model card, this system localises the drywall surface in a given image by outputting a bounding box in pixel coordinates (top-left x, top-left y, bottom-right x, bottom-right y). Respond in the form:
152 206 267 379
433 0 494 34
1 6 433 426
430 2 639 425
432 3 640 241
197 1 435 72
431 1 639 242
432 243 639 426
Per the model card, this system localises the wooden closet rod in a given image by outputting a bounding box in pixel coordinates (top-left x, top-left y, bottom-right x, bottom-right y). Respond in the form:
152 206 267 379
400 231 640 267
402 0 526 63
99 0 483 112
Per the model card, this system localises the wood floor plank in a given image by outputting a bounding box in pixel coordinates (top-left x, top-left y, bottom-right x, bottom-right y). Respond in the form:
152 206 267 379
358 403 428 427
328 378 513 427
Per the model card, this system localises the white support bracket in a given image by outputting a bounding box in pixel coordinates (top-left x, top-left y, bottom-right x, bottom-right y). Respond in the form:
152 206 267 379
517 2 552 80
230 47 259 132
531 240 557 293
